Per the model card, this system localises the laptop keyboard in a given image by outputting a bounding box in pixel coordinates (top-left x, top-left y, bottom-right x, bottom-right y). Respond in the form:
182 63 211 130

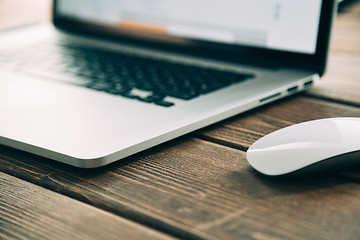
0 42 254 107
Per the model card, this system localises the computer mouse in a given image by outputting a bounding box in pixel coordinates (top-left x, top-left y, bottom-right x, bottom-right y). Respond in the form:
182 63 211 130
246 117 360 176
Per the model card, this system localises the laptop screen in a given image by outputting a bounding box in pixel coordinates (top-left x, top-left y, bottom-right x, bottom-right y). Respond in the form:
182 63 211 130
56 0 323 54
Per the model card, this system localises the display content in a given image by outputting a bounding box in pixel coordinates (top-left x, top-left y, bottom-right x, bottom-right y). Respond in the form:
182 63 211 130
58 0 323 54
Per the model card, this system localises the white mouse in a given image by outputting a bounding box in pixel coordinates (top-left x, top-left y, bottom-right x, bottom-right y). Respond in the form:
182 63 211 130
247 117 360 176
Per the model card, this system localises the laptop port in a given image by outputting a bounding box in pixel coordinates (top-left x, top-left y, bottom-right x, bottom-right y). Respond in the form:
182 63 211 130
287 86 299 93
304 80 314 88
260 92 281 103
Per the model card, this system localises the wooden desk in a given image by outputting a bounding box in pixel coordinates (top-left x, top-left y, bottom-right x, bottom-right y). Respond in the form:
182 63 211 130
1 1 360 239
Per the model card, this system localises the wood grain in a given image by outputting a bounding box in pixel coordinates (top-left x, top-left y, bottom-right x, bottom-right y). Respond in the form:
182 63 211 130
332 1 360 54
196 96 360 150
1 1 360 240
0 172 176 240
1 128 360 240
306 52 360 106
305 0 360 106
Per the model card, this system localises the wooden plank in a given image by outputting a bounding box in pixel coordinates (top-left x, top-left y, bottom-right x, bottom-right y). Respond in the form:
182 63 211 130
331 15 360 55
332 1 360 54
1 132 360 239
0 1 359 240
0 172 176 240
196 95 360 183
304 1 360 106
197 96 360 150
308 1 360 106
306 52 360 106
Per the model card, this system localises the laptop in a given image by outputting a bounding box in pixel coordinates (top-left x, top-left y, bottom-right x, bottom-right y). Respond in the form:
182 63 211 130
0 0 337 168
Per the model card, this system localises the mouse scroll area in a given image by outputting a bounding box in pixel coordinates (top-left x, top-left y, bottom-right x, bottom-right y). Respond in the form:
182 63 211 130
246 118 360 176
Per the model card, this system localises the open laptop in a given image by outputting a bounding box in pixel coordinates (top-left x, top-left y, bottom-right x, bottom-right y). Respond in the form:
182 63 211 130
0 0 336 168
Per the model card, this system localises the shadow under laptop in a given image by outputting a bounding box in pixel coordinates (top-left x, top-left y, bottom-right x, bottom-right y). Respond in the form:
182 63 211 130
2 127 360 200
0 134 191 178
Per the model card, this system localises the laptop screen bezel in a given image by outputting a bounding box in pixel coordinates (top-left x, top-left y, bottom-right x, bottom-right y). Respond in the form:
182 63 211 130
52 0 336 76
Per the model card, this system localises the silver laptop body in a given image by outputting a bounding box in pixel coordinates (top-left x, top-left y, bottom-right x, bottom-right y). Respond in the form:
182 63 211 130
0 0 336 167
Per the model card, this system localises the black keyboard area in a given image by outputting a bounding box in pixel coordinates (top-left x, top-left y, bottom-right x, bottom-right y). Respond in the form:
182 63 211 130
0 42 254 107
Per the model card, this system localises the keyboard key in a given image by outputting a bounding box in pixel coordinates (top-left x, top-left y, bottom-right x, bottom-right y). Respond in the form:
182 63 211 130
154 100 175 107
2 42 255 107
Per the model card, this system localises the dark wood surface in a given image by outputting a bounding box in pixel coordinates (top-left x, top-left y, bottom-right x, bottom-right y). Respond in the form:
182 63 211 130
0 172 176 240
1 1 360 239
